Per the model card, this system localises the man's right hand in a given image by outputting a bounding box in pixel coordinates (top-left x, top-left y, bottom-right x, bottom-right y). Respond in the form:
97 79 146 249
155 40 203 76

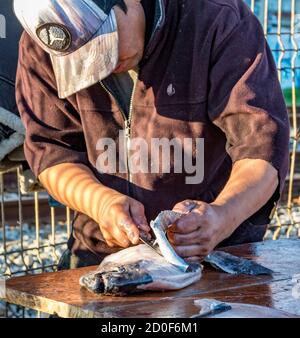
96 191 150 248
39 163 150 249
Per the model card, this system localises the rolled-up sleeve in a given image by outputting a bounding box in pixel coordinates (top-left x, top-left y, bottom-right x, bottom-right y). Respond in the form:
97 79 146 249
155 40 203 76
16 32 88 177
208 12 290 195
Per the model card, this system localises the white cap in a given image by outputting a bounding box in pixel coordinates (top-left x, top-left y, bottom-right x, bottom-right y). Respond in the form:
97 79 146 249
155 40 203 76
14 0 119 98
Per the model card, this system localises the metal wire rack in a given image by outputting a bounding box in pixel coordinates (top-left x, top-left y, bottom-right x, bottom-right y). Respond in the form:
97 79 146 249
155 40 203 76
0 164 72 317
246 0 300 239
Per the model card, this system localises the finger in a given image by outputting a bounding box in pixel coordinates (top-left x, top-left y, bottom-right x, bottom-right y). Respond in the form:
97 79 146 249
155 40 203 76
106 240 118 248
173 200 197 214
118 211 140 245
99 229 114 247
169 213 201 234
174 245 210 258
101 227 130 248
137 223 151 233
139 230 152 241
130 201 150 232
105 235 124 248
168 229 201 246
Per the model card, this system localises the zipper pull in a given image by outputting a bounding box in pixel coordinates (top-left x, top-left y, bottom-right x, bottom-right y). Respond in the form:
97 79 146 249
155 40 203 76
125 120 131 137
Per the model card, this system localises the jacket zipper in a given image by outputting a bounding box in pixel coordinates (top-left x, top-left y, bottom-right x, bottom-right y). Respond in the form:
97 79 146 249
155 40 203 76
127 73 139 182
100 78 138 185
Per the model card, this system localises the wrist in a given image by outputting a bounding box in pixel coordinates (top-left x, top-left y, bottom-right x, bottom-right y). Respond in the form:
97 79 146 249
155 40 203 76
210 201 239 237
92 187 122 222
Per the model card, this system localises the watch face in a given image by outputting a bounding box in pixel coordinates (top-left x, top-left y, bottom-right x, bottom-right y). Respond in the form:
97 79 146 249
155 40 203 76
36 23 72 52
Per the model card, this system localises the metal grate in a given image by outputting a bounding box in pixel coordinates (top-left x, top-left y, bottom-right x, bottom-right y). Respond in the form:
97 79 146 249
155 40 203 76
0 165 71 278
0 165 72 317
245 0 300 239
0 0 300 317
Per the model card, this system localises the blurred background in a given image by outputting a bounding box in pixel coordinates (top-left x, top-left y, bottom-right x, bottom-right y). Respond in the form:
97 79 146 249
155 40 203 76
0 0 300 317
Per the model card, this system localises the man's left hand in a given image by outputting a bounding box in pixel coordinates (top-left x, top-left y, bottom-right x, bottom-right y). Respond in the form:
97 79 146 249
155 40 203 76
167 200 232 262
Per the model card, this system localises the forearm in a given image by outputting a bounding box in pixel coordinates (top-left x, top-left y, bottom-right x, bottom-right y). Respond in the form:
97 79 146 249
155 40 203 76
39 163 116 222
212 159 278 235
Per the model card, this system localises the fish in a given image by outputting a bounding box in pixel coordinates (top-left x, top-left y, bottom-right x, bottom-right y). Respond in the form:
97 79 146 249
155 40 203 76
80 210 203 296
79 244 202 296
204 250 273 275
80 209 272 296
80 209 202 296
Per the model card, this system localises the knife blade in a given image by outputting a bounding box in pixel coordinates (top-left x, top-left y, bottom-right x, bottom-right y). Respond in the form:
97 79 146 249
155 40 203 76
191 303 232 318
139 233 162 256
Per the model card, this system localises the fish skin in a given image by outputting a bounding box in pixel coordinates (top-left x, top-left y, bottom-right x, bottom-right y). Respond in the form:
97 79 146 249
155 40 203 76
151 210 183 232
80 262 154 296
80 271 105 294
150 211 190 272
204 251 273 275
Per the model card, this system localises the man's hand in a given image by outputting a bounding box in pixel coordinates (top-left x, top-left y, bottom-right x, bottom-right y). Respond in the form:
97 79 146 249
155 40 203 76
167 200 231 262
39 163 150 249
168 159 278 262
96 191 150 248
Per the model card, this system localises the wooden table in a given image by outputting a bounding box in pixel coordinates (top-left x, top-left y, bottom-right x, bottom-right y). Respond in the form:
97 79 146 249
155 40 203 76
3 239 300 318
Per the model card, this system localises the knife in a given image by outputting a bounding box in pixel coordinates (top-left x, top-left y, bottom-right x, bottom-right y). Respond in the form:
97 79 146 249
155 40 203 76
139 233 162 255
191 303 232 318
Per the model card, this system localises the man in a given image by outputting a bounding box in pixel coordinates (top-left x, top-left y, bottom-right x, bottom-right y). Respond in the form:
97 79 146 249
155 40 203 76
14 0 289 268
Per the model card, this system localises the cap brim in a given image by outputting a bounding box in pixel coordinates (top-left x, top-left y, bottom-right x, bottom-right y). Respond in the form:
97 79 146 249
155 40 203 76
51 11 118 99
